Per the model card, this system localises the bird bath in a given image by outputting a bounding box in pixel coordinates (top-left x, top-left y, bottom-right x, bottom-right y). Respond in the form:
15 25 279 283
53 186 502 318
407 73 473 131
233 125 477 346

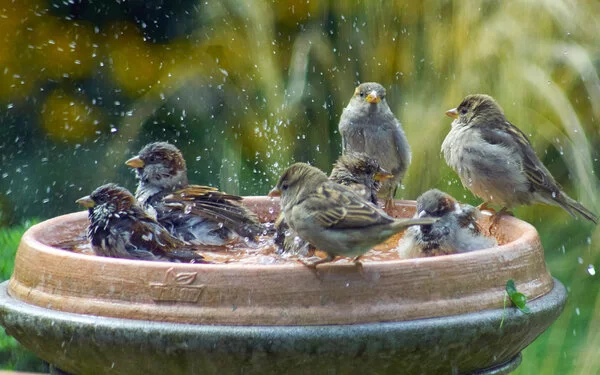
0 197 566 374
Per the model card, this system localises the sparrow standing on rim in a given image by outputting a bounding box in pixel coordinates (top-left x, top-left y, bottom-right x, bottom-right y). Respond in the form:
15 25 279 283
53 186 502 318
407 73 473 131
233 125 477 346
269 163 436 266
274 153 392 256
126 142 263 246
442 94 597 224
338 82 411 211
398 189 497 258
76 183 206 262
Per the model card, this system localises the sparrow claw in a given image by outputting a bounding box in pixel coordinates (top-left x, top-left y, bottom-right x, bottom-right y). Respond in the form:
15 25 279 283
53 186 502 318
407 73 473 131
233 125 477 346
297 255 334 281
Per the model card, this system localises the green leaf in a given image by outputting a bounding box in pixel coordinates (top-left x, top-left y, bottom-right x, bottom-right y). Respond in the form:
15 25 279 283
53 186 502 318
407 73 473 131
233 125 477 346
506 279 517 296
505 279 531 314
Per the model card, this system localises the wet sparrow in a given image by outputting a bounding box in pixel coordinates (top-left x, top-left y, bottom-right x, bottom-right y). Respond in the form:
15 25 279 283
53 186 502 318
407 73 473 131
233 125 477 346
269 163 436 265
338 82 411 210
442 94 597 224
126 142 263 246
398 189 497 258
76 183 205 262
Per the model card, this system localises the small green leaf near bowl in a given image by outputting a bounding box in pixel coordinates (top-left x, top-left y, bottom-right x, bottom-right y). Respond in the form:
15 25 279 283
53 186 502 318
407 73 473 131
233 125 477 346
505 279 531 314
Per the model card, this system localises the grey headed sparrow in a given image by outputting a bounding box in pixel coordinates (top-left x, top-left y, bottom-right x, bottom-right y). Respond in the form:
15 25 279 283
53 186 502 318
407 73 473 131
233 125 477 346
442 94 597 224
338 82 411 211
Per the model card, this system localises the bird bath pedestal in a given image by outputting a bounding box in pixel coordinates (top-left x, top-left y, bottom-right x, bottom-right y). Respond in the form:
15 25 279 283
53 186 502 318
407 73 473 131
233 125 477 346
0 197 566 374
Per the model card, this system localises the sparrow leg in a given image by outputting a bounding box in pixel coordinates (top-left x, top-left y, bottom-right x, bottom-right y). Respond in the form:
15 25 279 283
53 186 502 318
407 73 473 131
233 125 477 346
352 255 367 279
298 255 334 268
384 199 395 215
489 207 514 234
298 254 334 281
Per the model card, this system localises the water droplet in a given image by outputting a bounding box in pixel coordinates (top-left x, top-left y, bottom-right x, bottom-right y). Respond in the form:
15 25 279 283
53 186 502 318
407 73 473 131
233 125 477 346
587 264 596 276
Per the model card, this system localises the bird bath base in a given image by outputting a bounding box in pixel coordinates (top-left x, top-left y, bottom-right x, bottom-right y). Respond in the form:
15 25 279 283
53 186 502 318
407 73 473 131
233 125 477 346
0 280 563 375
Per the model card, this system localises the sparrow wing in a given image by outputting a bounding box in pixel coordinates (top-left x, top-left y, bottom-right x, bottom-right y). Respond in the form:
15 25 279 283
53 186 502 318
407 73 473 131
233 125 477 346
304 182 393 230
131 213 205 262
162 185 262 238
480 121 562 195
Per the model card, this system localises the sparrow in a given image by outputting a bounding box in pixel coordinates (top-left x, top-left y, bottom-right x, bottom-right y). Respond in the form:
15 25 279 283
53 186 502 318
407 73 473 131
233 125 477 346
442 94 598 224
125 142 263 246
76 183 206 262
273 153 392 256
268 163 437 265
397 189 497 258
329 151 393 205
338 82 411 210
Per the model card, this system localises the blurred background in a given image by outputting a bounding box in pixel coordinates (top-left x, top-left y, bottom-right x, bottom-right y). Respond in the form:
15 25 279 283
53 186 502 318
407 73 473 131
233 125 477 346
0 0 599 373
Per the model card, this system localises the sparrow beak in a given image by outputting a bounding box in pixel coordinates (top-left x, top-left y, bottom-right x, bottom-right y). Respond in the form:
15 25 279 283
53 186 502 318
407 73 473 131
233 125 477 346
374 171 394 182
445 108 458 119
365 90 381 104
125 156 145 168
76 195 95 208
268 187 281 198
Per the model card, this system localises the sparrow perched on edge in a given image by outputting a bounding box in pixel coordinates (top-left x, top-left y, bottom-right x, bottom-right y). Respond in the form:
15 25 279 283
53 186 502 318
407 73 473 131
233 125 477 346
76 183 206 262
442 94 598 224
338 82 411 211
125 142 263 246
273 153 393 255
398 189 497 258
268 163 437 266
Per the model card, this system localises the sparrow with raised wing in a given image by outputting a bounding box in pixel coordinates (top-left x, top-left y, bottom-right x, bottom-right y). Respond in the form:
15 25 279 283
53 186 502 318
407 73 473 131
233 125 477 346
126 142 263 246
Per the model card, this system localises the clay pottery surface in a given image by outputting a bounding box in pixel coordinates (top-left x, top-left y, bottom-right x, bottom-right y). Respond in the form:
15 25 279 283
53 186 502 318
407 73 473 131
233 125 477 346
0 197 567 374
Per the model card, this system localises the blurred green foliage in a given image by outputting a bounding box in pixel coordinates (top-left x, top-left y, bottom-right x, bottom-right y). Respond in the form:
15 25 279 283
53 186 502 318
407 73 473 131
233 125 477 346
0 221 47 372
0 0 599 373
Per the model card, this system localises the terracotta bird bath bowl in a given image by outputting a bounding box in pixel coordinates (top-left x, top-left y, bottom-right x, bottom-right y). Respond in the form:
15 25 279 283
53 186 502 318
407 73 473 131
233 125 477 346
0 197 566 374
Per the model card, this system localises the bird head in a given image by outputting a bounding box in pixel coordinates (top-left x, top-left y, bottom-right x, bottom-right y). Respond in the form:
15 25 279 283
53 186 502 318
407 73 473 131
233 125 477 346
125 141 188 191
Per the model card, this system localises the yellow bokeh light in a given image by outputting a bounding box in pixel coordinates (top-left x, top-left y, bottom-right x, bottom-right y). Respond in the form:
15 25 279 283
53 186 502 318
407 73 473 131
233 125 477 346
105 22 163 96
40 89 103 143
28 18 96 80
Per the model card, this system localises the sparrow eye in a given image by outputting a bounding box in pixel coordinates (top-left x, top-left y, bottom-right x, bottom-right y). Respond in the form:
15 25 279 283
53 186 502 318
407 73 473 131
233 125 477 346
460 107 468 115
281 183 289 191
359 91 365 97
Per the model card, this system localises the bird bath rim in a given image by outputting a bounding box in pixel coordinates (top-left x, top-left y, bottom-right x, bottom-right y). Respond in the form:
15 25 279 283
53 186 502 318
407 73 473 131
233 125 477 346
7 196 554 326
